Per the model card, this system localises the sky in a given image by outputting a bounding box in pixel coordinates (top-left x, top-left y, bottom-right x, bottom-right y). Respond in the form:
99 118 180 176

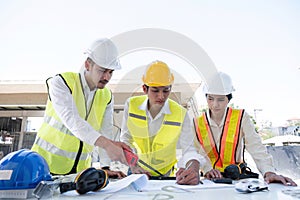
0 0 299 127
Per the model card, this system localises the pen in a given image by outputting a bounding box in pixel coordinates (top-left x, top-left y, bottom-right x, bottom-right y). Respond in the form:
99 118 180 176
185 161 193 170
185 161 203 185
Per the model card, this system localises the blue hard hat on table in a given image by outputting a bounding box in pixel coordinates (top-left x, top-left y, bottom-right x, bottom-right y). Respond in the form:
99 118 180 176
0 149 52 190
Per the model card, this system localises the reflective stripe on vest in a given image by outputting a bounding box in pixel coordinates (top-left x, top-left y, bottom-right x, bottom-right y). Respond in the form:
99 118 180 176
44 115 73 136
127 95 186 176
194 108 244 171
32 72 111 174
34 136 89 161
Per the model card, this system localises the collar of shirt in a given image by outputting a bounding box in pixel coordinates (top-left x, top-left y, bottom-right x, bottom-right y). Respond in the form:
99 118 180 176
80 70 97 110
139 98 171 121
206 108 227 128
80 70 96 93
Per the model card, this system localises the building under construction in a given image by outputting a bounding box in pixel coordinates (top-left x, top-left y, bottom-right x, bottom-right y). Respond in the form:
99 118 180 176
1 75 300 180
0 73 202 159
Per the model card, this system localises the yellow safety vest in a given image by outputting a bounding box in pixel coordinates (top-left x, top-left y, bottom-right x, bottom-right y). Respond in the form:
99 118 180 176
194 108 244 171
127 95 186 176
32 72 111 175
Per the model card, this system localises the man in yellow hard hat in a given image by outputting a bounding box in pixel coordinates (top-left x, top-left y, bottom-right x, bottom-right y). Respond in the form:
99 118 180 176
31 38 130 177
194 71 297 186
120 60 202 185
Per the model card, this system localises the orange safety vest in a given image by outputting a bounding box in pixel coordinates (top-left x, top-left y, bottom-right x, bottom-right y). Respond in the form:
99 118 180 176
194 108 244 171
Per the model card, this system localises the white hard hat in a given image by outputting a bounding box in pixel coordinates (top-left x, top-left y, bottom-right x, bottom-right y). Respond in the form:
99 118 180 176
203 71 235 95
84 38 121 70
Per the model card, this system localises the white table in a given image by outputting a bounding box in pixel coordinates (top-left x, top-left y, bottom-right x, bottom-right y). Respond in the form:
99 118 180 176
54 179 300 200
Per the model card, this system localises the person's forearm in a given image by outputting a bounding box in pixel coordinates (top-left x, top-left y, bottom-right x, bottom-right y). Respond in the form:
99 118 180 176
95 136 110 148
264 171 276 178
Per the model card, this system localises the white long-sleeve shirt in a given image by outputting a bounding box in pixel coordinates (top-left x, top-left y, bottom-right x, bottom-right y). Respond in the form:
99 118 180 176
120 97 204 168
195 109 275 176
48 70 113 166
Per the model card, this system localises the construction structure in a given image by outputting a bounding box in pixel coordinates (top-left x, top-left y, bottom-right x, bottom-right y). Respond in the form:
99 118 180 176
0 72 202 159
1 77 300 181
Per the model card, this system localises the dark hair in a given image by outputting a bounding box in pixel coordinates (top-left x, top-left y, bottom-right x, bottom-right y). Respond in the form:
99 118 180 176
226 93 233 102
143 84 149 90
205 93 233 102
86 57 95 66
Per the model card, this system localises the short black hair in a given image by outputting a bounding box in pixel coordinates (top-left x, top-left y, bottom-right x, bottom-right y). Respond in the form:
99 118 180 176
86 57 95 65
143 84 149 89
226 93 233 102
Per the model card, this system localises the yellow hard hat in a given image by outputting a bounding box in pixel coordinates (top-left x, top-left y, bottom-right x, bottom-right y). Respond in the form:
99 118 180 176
142 61 174 87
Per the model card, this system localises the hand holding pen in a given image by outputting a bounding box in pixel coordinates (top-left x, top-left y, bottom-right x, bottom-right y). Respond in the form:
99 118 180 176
175 160 203 185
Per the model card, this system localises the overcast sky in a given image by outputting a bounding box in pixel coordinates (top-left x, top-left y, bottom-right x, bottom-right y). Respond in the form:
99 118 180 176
0 0 299 127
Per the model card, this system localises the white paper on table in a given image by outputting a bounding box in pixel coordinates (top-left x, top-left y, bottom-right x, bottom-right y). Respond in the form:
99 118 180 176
141 179 235 192
101 174 148 193
62 174 148 196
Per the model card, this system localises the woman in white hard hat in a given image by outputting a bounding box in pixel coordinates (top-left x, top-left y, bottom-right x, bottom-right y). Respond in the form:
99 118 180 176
194 72 297 186
120 61 203 185
32 38 130 178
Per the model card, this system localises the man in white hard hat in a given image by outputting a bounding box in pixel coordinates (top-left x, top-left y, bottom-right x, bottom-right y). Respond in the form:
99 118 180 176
194 71 297 186
32 38 130 177
120 61 203 185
